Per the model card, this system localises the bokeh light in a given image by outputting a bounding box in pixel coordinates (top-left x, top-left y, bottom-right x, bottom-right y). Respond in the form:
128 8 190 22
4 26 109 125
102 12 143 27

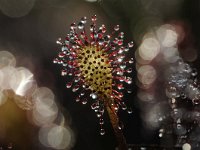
139 37 160 61
137 90 155 102
0 51 16 68
31 87 58 126
162 47 179 63
0 50 74 149
39 124 74 149
0 0 35 18
9 67 37 97
0 66 16 90
156 24 178 47
182 143 191 150
137 65 157 85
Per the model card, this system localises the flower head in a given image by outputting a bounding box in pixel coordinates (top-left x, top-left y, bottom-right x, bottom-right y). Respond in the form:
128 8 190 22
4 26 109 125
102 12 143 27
53 15 134 133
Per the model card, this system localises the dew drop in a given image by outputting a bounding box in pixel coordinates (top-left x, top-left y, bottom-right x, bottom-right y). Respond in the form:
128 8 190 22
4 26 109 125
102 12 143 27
114 25 120 31
121 102 127 110
56 38 62 45
78 22 84 29
81 16 87 24
75 97 80 102
90 93 98 99
61 69 67 76
100 128 105 135
129 58 134 64
72 85 79 92
191 68 198 77
120 65 126 69
117 84 124 90
99 118 104 125
192 99 200 105
127 68 132 73
127 89 132 94
118 122 124 130
53 58 58 64
91 103 97 110
66 82 72 88
98 39 104 45
80 92 85 96
124 47 129 52
97 112 101 118
128 41 134 48
70 23 76 30
159 132 163 138
82 98 87 104
126 77 132 84
91 15 97 22
127 108 133 114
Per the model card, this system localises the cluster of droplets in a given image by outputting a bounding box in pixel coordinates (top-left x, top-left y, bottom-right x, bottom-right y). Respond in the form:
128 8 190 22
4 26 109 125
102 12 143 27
53 15 134 134
166 59 199 102
159 58 200 148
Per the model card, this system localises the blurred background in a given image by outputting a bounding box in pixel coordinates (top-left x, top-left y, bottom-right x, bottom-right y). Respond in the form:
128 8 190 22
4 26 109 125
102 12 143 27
0 0 200 149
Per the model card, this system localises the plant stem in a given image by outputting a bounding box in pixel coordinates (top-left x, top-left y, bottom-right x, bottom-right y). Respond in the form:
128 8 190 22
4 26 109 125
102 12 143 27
106 106 128 150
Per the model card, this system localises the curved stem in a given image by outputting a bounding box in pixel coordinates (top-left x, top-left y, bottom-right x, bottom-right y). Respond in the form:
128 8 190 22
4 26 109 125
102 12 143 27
106 106 128 150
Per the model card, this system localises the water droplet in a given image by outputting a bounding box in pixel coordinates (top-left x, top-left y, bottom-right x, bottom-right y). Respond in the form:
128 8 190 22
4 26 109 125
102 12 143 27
100 128 105 135
166 86 179 98
124 47 129 52
53 58 58 64
72 85 79 92
114 25 120 31
121 102 127 110
127 68 132 73
118 122 124 130
82 99 87 104
90 93 98 99
127 108 133 114
118 40 123 46
104 35 110 41
99 118 104 124
191 68 198 77
127 89 132 93
56 38 62 45
61 69 67 76
159 132 163 138
98 39 104 45
90 25 94 32
117 84 124 90
66 82 72 88
75 97 80 102
118 32 124 38
97 112 101 118
91 15 97 22
91 103 97 110
128 41 134 48
192 99 200 105
128 58 134 64
81 16 87 24
78 22 84 29
80 92 85 96
126 77 132 84
70 23 76 30
120 65 126 69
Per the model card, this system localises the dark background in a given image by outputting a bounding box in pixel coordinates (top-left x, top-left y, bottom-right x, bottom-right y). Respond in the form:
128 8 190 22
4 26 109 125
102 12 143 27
0 0 200 149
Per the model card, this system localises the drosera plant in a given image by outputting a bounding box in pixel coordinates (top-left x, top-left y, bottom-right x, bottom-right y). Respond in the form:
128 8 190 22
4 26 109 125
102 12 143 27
53 15 134 150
